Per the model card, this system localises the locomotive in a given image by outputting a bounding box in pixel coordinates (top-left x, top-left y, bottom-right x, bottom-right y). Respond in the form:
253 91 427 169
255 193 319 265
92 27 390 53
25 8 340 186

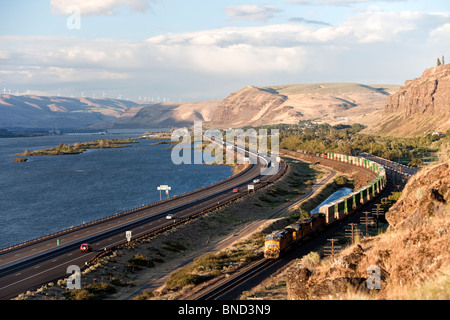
264 151 386 259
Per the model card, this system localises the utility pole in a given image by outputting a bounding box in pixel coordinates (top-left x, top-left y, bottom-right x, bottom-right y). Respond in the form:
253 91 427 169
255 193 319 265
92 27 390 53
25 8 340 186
345 223 361 244
323 238 341 259
360 211 374 237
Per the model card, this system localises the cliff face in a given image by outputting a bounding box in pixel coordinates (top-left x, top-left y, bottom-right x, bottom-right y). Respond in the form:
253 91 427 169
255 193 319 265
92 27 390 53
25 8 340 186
377 64 450 136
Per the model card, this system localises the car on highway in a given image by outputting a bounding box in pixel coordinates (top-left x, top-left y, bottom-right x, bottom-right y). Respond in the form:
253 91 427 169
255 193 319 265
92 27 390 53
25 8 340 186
232 188 239 193
80 243 92 253
166 214 174 220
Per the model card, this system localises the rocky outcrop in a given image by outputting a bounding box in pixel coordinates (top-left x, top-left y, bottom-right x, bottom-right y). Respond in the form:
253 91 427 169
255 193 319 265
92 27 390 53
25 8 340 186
377 64 450 136
286 245 370 300
386 161 450 230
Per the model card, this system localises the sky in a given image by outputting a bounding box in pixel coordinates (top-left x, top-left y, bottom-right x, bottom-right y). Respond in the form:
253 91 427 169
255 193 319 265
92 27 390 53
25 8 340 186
0 0 449 101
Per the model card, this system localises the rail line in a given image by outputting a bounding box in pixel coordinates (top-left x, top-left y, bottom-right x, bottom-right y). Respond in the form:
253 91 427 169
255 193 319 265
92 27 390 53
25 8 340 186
192 151 412 300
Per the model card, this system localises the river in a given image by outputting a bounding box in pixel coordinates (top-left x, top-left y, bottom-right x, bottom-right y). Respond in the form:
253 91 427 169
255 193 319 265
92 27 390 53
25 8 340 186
0 132 233 249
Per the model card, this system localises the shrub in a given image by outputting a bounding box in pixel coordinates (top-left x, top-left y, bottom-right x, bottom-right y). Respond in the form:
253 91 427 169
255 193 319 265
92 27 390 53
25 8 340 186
165 270 206 289
300 251 321 269
128 253 154 267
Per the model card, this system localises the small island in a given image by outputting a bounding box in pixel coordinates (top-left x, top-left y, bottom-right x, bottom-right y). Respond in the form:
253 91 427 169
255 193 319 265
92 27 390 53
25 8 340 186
13 157 28 162
16 138 137 157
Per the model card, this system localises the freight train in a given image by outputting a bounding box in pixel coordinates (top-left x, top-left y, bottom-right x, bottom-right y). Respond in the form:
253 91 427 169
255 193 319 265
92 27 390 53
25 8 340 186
264 151 386 259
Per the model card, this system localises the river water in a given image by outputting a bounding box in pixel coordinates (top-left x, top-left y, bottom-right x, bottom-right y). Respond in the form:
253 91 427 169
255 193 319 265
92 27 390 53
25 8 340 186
0 133 233 249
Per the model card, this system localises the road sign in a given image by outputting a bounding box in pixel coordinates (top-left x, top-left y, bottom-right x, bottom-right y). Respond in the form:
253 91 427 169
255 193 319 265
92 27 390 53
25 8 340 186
126 231 132 242
248 184 254 191
157 185 172 200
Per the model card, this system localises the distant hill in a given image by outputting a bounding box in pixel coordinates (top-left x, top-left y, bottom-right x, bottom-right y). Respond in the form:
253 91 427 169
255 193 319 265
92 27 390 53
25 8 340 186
0 82 401 131
110 100 222 129
206 83 399 129
0 95 140 129
373 64 450 137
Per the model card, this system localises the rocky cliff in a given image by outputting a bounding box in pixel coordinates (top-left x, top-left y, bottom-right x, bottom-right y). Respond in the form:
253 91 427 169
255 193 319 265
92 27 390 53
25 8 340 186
376 64 450 136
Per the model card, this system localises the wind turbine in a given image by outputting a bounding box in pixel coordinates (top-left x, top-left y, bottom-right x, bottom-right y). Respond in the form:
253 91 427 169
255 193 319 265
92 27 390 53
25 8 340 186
3 88 6 95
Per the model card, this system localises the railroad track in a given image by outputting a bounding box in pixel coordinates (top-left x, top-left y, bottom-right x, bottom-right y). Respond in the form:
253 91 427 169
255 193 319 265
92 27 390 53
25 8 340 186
196 258 276 300
192 152 409 301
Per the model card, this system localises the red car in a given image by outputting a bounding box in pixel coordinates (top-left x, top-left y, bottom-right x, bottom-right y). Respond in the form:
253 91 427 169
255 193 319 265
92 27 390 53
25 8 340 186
80 243 92 253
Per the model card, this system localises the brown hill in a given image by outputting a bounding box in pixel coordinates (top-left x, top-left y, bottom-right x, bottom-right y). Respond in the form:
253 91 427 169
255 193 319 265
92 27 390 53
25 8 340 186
111 100 222 129
207 86 288 128
207 83 398 129
0 94 138 128
374 64 450 137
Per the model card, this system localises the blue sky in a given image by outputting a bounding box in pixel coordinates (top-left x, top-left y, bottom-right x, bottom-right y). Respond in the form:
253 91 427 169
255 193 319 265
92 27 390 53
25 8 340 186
0 0 449 100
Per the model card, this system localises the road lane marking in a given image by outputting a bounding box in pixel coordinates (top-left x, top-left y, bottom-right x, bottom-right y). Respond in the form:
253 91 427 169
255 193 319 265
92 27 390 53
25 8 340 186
0 255 90 291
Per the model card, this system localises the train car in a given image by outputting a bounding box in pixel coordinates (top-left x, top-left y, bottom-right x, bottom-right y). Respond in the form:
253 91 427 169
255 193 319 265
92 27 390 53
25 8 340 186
264 230 294 259
310 213 326 230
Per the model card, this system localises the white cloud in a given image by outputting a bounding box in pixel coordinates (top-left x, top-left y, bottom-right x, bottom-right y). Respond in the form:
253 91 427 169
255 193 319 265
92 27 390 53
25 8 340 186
288 0 407 5
429 23 450 42
50 0 154 16
2 8 449 99
223 5 281 23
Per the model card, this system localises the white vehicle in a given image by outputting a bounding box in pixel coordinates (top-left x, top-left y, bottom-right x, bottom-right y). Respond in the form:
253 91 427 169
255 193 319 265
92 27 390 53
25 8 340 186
253 179 260 184
166 214 174 220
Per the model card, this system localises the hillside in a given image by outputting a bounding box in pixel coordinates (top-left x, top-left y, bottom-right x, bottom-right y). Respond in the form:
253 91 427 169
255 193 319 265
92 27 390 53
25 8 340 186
111 100 222 129
286 158 450 300
0 82 399 130
207 83 398 129
0 94 139 129
110 83 398 130
373 64 450 137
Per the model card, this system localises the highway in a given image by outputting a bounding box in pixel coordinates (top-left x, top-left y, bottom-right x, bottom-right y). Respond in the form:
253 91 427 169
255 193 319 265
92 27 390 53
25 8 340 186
0 142 285 300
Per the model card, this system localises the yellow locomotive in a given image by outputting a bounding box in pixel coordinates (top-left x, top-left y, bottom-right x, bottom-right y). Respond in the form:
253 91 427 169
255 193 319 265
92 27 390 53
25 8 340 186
264 213 326 259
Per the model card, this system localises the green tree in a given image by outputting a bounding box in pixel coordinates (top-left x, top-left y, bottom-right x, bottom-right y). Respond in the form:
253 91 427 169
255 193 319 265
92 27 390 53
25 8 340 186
437 58 442 66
